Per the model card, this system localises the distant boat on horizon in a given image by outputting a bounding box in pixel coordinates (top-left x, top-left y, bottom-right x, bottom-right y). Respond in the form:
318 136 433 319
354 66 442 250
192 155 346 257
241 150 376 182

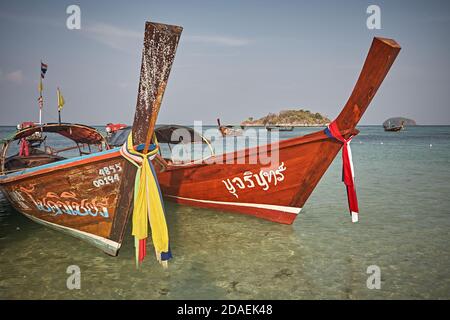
217 118 243 136
265 125 294 132
384 120 405 132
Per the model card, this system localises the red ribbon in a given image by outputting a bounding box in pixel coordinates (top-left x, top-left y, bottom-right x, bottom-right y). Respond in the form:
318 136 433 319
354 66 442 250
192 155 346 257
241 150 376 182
327 121 359 222
138 239 146 263
19 138 29 157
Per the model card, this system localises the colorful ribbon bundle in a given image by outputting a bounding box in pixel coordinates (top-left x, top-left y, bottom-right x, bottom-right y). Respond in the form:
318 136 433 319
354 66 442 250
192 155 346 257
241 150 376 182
325 121 359 223
120 132 172 268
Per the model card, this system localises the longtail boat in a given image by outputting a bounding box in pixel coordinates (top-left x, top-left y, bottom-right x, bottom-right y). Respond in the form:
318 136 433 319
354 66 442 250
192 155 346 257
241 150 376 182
0 22 183 257
0 32 400 257
265 125 294 132
110 37 401 225
217 118 243 136
384 120 404 132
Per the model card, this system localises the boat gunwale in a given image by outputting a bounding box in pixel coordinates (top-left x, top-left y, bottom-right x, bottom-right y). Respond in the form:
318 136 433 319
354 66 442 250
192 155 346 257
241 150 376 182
0 127 339 183
0 147 122 183
158 127 358 172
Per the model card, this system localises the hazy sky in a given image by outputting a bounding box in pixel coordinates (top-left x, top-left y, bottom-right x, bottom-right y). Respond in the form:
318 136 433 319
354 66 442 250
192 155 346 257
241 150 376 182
0 0 449 125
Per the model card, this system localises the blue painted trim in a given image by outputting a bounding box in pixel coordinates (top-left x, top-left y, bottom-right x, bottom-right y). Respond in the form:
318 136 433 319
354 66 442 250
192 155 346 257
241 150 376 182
0 147 121 180
324 127 334 139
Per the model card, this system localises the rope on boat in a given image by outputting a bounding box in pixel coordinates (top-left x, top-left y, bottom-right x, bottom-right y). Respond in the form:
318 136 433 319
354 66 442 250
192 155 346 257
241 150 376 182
325 121 359 223
120 132 171 268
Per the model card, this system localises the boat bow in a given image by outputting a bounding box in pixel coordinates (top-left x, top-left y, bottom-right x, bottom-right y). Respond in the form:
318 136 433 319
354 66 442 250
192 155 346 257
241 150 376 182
334 37 401 133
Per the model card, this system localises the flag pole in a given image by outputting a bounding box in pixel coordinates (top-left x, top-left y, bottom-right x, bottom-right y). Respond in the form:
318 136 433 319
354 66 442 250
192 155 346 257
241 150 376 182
39 78 42 125
57 87 61 124
39 73 44 125
38 60 48 125
39 60 43 125
39 94 42 125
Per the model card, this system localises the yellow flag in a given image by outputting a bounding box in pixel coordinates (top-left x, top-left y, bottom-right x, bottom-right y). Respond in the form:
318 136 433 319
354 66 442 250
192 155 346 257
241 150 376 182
57 88 65 111
38 78 43 93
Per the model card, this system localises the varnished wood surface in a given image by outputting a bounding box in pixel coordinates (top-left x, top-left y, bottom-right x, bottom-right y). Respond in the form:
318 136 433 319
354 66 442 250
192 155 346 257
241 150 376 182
153 37 401 223
154 134 341 224
335 37 401 132
0 157 127 239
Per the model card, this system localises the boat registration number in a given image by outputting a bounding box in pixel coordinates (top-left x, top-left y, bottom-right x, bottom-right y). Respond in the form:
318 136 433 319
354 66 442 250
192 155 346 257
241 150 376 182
93 164 122 187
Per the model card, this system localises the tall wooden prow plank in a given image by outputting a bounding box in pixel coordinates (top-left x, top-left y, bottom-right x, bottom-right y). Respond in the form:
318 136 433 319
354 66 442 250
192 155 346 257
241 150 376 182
335 37 401 134
290 37 400 209
132 22 183 147
109 22 183 251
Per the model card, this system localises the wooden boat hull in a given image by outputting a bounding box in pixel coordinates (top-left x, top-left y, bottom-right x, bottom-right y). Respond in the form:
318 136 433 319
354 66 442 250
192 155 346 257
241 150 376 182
153 36 402 224
153 130 342 224
0 21 184 257
0 126 343 248
384 126 403 132
0 149 130 255
0 131 327 254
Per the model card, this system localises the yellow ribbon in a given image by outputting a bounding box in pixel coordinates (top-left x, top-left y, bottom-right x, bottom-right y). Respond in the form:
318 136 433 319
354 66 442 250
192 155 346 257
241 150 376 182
120 132 171 268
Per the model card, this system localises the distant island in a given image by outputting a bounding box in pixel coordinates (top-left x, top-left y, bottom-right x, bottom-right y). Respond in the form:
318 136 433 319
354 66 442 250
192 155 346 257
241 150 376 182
241 109 331 127
383 117 417 127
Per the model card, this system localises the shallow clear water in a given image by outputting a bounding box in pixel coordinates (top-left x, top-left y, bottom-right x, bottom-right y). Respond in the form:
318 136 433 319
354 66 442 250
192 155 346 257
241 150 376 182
0 125 449 299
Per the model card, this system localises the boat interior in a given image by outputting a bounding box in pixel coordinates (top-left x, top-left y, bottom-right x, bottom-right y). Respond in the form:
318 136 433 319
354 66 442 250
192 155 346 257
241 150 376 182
108 125 215 166
1 123 107 174
3 150 65 172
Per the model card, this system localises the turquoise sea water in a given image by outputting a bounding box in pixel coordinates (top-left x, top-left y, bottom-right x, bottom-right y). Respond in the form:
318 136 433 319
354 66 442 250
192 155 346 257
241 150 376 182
0 125 449 299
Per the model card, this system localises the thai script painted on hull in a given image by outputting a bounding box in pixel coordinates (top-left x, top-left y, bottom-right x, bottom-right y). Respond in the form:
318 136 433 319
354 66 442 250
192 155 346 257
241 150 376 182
222 162 286 198
15 185 110 218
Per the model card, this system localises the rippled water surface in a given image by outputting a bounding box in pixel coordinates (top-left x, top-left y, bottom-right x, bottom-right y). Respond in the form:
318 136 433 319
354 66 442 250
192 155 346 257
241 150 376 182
0 125 449 299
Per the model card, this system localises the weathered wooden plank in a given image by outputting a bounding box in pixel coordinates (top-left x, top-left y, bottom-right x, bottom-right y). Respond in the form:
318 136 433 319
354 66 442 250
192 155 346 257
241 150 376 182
109 22 183 245
132 22 183 145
